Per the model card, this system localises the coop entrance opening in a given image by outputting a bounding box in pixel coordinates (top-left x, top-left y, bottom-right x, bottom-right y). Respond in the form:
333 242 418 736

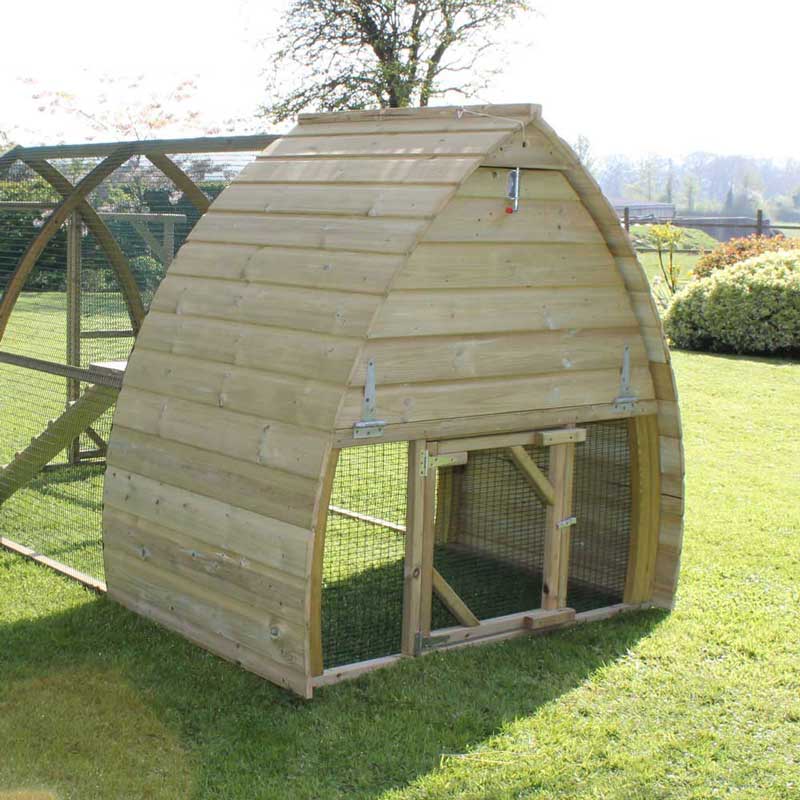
319 421 634 670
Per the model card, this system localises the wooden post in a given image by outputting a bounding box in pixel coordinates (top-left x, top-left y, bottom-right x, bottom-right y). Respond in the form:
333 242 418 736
66 211 82 465
418 442 438 637
756 209 764 236
163 219 176 267
401 439 427 655
624 416 661 603
623 206 630 232
541 442 576 610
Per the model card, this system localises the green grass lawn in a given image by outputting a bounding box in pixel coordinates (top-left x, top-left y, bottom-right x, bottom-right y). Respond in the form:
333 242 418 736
1 350 798 799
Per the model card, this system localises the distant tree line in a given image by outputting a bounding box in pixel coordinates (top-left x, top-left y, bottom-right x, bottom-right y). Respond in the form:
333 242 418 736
578 143 800 221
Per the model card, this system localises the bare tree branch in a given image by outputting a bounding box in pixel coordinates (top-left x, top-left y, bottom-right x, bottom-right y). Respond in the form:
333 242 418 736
259 0 532 121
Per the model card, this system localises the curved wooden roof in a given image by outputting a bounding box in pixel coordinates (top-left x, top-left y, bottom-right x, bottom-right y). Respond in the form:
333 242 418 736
103 104 683 696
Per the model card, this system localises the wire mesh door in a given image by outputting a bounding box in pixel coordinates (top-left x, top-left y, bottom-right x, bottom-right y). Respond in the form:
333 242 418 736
418 422 634 651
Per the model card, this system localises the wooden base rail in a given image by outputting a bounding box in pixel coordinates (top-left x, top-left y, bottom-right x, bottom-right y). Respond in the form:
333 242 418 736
313 603 651 688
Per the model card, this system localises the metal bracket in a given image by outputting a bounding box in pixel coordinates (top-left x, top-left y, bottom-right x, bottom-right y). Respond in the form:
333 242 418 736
505 167 521 214
556 515 577 530
419 449 469 477
613 344 637 412
353 359 386 438
414 631 450 655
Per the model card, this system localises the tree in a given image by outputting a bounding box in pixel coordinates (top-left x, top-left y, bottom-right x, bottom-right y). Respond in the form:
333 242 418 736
259 0 531 121
572 135 595 174
683 174 700 212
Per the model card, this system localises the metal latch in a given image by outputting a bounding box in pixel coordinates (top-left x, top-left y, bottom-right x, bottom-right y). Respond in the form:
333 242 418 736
353 359 386 438
419 449 469 477
414 631 450 655
557 515 577 529
505 167 521 214
613 344 637 412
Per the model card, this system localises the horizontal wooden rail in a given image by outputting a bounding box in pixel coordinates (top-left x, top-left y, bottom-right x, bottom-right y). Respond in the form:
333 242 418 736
0 351 123 388
5 134 279 161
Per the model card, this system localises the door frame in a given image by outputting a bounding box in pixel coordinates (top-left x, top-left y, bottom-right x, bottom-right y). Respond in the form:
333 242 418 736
402 427 586 656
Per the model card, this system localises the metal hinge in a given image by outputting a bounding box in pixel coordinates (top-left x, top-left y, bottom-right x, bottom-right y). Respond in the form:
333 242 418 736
418 449 469 477
353 359 386 439
613 344 637 412
414 631 450 655
557 515 577 529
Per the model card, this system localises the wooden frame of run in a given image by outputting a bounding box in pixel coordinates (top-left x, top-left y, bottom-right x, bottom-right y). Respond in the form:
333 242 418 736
311 420 662 688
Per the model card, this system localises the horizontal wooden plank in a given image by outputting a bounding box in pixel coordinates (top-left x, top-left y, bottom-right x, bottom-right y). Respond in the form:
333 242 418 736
369 287 639 338
113 387 330 480
424 198 605 245
152 275 380 338
104 507 306 623
171 241 403 294
432 608 576 647
659 511 683 549
190 211 426 254
236 157 478 186
337 367 655 426
263 130 509 158
659 435 684 479
297 103 540 125
289 116 522 136
641 326 669 363
395 242 620 290
212 183 453 219
1 535 106 592
482 128 569 170
313 655 403 688
104 469 312 579
357 328 647 385
106 549 306 672
650 361 678 401
109 426 318 528
137 311 359 385
334 400 659 447
125 348 342 430
110 584 310 697
657 400 682 439
457 167 578 201
10 134 277 160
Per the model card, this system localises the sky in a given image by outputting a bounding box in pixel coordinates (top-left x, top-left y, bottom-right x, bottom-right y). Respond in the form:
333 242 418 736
1 0 797 160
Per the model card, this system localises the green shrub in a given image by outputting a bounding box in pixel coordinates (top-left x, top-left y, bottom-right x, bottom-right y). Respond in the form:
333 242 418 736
664 251 800 355
693 234 800 278
130 255 166 294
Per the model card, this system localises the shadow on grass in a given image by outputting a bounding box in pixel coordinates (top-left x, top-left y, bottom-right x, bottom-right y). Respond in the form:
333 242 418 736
0 575 667 800
322 553 623 669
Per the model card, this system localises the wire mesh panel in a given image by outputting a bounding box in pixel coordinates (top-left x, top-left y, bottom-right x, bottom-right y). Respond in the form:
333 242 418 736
321 442 408 668
432 446 549 628
430 421 634 627
569 420 632 609
0 142 263 585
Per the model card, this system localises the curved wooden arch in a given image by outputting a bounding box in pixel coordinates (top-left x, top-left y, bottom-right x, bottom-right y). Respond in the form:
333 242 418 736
0 146 136 342
146 154 211 214
22 157 146 333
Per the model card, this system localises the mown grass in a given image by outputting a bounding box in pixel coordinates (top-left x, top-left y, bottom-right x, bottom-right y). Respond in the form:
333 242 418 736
0 292 130 578
1 350 798 799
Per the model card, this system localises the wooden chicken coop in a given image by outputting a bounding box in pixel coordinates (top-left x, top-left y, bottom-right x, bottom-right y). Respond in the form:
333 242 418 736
0 104 684 698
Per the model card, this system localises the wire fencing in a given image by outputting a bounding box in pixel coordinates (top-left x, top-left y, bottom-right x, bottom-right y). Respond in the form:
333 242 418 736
0 141 268 585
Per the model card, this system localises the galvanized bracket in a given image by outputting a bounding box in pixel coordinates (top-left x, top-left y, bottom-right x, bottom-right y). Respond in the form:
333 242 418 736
557 515 577 530
613 344 637 412
419 449 469 477
506 167 521 213
353 359 386 438
414 631 450 655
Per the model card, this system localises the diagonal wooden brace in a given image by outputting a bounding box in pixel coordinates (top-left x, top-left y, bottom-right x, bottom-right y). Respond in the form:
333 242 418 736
0 146 138 342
